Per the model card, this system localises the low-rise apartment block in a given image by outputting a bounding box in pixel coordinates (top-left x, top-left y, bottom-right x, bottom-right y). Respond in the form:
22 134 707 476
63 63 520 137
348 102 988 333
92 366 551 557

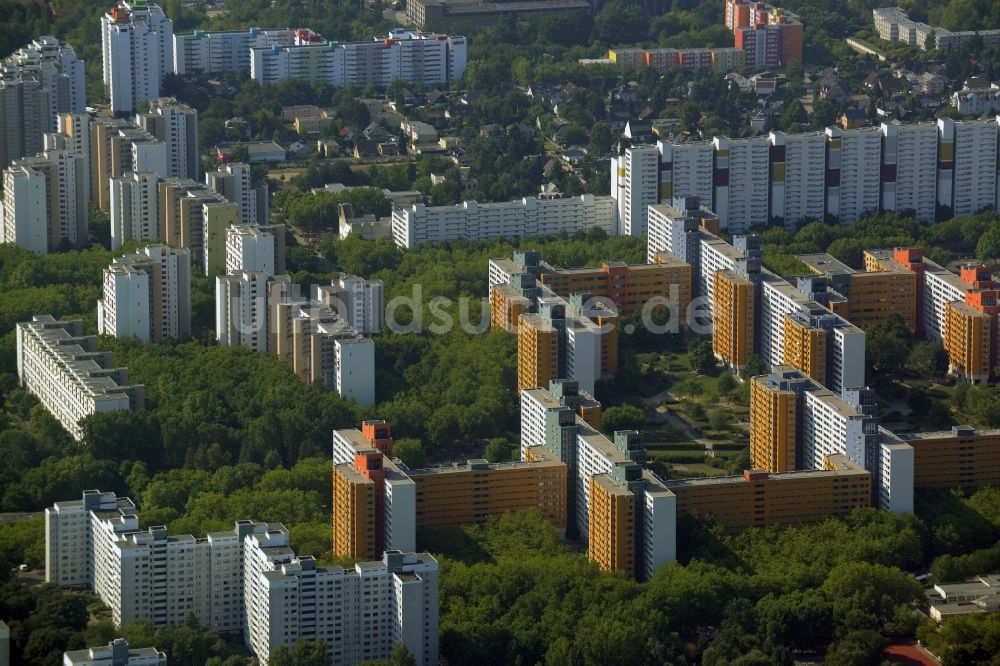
250 29 466 87
17 316 144 441
663 465 871 532
63 638 165 666
797 252 919 331
46 489 438 666
392 194 617 248
331 420 567 562
98 245 192 342
889 426 1000 489
607 46 745 73
873 7 1000 50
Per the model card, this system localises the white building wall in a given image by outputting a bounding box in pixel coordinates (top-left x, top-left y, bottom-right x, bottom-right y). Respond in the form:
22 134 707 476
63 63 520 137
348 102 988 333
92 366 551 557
334 338 375 405
950 119 997 217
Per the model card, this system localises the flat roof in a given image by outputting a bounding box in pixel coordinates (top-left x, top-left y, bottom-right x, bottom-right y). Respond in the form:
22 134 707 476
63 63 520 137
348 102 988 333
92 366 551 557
797 252 855 275
662 466 869 489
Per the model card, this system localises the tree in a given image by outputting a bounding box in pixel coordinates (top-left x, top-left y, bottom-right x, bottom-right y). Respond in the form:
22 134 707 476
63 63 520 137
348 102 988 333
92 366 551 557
483 437 513 463
393 438 427 469
905 342 948 378
976 224 1000 263
688 339 716 375
707 409 729 431
866 315 913 375
601 404 645 434
740 355 769 381
588 122 613 155
266 640 327 666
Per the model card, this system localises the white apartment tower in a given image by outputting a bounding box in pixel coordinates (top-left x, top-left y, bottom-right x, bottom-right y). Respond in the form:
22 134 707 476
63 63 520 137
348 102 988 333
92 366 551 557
2 150 88 253
102 1 174 114
225 224 275 274
769 131 826 227
713 136 770 233
47 491 438 666
880 122 938 223
0 36 85 169
328 274 385 336
825 126 881 225
658 140 714 207
612 144 660 236
2 161 48 253
136 98 198 179
98 245 192 342
206 163 259 225
940 118 998 218
109 171 160 249
216 271 287 352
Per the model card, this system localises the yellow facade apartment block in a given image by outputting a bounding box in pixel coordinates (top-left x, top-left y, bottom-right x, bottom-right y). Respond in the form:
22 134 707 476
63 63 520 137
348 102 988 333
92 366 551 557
517 313 558 394
749 377 798 472
664 468 871 533
712 269 755 369
843 272 918 331
409 459 568 531
901 427 1000 488
537 260 692 319
489 284 531 333
332 464 376 559
944 301 992 382
588 475 636 575
783 314 827 386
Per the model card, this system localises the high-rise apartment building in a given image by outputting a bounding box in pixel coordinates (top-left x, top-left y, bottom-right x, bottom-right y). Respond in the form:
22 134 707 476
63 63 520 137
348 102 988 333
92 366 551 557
727 1 803 68
216 271 287 352
102 1 174 114
205 163 266 225
109 171 160 249
797 252 919 331
940 118 998 218
224 224 287 275
611 144 660 236
880 121 938 223
657 141 715 208
17 316 144 440
98 245 192 342
824 126 882 225
489 251 620 395
713 269 756 369
769 131 826 225
866 247 1000 383
2 150 89 253
47 490 439 666
157 179 239 274
712 136 771 233
623 120 1000 235
0 36 85 169
748 366 913 513
888 425 1000 489
135 98 198 180
329 275 385 336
